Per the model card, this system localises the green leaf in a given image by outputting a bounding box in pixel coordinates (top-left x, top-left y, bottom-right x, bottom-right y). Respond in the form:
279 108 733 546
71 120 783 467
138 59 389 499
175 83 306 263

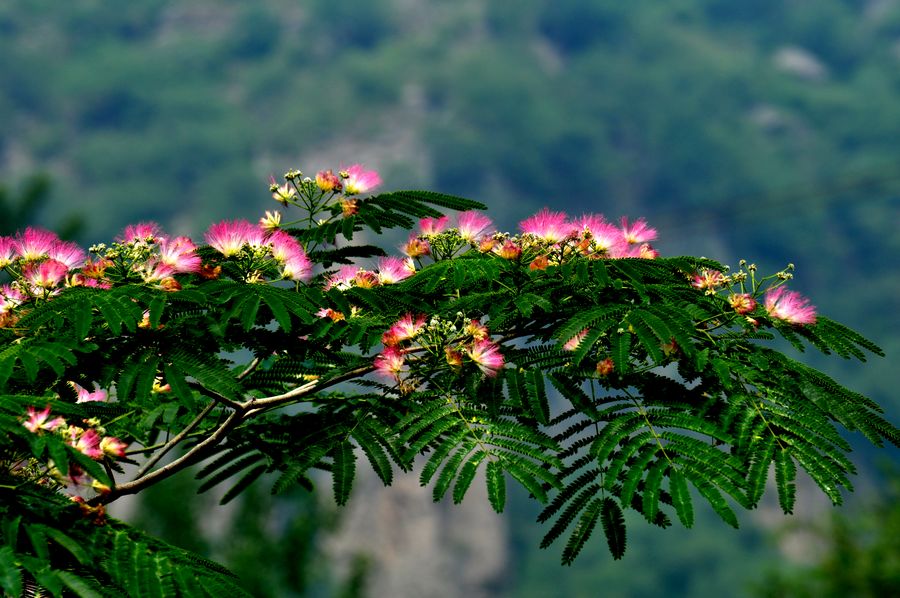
0 546 23 598
486 460 506 513
332 440 357 506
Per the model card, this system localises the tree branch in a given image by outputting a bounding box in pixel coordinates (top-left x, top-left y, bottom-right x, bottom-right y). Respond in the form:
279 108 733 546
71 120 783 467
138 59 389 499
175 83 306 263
131 400 219 480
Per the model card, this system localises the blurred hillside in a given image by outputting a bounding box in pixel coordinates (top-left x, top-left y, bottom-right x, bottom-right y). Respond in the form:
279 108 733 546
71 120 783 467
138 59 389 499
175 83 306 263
1 1 898 596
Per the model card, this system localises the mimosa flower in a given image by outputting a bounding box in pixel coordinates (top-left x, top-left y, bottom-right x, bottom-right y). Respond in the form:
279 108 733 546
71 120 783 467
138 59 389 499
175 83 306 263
259 210 282 231
69 428 103 460
120 222 163 245
343 164 382 195
141 261 176 283
204 220 265 257
620 217 657 245
457 211 494 243
374 347 406 380
23 406 65 433
0 237 16 268
24 259 69 289
495 240 522 260
271 178 298 204
15 227 59 261
692 269 727 290
574 214 628 256
158 236 201 273
316 170 342 192
596 358 615 376
0 285 25 313
100 436 128 458
637 243 659 259
445 346 463 367
281 254 312 282
464 319 489 341
45 241 86 270
764 287 817 325
563 328 589 351
69 381 107 404
316 308 345 322
419 216 449 236
466 339 504 377
402 235 430 258
354 270 380 289
341 198 360 217
377 256 415 284
519 209 574 243
382 313 426 346
728 293 757 315
529 255 549 271
326 266 362 290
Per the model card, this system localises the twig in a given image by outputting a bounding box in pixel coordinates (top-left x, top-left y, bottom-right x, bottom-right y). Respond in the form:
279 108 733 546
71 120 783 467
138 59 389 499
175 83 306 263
131 401 218 480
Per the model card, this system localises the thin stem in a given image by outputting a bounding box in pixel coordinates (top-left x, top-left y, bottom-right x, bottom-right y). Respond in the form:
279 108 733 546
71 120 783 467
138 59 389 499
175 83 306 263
132 401 218 479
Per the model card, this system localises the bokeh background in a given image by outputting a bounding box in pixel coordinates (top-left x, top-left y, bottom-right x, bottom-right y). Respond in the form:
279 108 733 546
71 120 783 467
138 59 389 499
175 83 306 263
2 1 899 596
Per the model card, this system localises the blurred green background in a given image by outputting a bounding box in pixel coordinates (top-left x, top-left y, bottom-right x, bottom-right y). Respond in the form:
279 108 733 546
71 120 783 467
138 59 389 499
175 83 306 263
2 1 898 596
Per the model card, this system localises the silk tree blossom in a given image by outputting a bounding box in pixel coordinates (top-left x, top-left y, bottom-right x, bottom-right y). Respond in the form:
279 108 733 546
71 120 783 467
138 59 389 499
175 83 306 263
342 164 381 195
69 381 108 404
374 346 406 380
563 328 589 351
23 259 69 290
466 339 505 377
47 241 87 270
637 243 659 259
464 319 489 341
419 216 449 236
382 313 427 346
120 222 164 245
15 227 60 261
620 217 657 245
0 237 16 268
764 287 817 325
729 293 757 315
158 236 201 273
99 436 128 458
24 406 65 433
402 235 430 258
692 269 727 291
377 256 415 284
574 214 627 257
326 265 362 291
259 210 282 231
457 211 494 243
316 170 342 192
205 220 266 257
519 209 575 243
280 254 313 282
69 427 103 460
268 231 312 282
0 285 25 313
495 240 522 260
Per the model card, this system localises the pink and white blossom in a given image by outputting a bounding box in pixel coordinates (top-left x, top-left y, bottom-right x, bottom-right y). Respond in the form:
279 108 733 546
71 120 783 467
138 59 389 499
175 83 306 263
0 237 19 268
519 209 575 243
204 220 265 257
23 259 69 290
729 293 757 315
15 228 59 261
457 211 494 243
764 287 817 325
23 406 65 434
382 313 426 346
343 164 382 195
47 241 87 270
69 427 103 460
374 347 406 380
158 236 201 273
620 217 657 245
466 339 505 377
69 381 108 404
377 256 415 284
120 222 164 245
419 216 449 236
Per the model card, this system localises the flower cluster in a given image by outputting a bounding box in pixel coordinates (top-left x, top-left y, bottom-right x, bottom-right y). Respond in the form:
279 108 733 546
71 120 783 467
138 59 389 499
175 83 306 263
204 220 312 282
22 405 128 491
402 208 659 268
690 262 816 326
374 313 506 390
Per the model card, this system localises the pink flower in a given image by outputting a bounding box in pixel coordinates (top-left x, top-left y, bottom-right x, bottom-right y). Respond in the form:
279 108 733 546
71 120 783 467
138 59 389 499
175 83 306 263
382 313 426 346
377 256 415 284
692 269 727 290
316 170 342 192
316 308 345 321
402 235 431 258
268 231 312 281
374 347 406 380
326 265 362 291
100 436 128 458
495 240 522 260
69 381 108 404
519 209 575 243
23 259 69 289
574 214 627 256
47 241 86 270
69 428 103 460
15 228 59 261
419 216 449 236
457 211 494 243
563 328 589 351
343 164 382 195
764 287 817 325
141 261 176 283
120 222 164 245
0 237 18 268
637 243 659 259
728 293 757 315
466 339 504 377
158 236 201 273
464 319 490 341
23 406 65 434
0 285 25 314
620 217 657 245
204 220 265 257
